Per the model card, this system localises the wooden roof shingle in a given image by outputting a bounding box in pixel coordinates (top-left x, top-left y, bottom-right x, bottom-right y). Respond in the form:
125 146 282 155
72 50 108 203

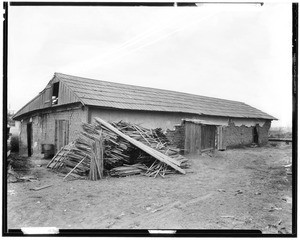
13 72 277 120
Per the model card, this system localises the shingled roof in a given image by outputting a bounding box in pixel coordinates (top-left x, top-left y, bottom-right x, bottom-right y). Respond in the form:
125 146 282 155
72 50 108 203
13 72 276 120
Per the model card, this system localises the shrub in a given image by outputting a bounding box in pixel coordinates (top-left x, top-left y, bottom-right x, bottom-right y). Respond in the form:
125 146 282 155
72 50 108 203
10 136 19 152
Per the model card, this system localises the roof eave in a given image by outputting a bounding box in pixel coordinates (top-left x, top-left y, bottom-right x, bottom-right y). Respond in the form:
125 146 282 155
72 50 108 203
12 102 83 121
85 104 276 120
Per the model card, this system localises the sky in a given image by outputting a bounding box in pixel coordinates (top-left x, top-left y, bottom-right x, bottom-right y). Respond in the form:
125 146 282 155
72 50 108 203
7 2 293 128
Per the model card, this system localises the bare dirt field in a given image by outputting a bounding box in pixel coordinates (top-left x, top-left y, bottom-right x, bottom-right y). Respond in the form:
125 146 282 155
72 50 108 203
7 143 293 234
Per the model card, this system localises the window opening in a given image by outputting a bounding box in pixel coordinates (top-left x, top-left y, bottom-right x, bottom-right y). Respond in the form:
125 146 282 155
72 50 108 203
52 82 59 105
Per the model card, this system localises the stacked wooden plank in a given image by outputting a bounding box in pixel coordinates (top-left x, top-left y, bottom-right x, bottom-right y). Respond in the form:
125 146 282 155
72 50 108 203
110 163 148 177
47 132 103 180
47 143 90 177
48 118 189 179
47 141 91 180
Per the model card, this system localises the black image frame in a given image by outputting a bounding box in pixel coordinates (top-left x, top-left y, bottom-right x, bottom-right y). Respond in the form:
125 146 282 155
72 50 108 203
2 1 297 237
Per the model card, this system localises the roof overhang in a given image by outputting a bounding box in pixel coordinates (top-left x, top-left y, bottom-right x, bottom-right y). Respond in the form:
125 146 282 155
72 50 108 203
182 118 224 126
12 102 83 121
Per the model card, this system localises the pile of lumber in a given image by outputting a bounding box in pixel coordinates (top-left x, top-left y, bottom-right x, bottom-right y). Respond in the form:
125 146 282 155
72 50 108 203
48 117 189 180
47 133 104 181
110 163 148 177
109 121 189 168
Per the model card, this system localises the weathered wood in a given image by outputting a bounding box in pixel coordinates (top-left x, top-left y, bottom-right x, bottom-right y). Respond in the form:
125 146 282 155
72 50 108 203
94 117 185 174
200 147 214 153
134 126 151 146
93 147 102 179
30 184 53 191
63 155 87 180
185 122 217 154
51 147 72 169
98 131 104 178
47 147 63 168
269 138 292 142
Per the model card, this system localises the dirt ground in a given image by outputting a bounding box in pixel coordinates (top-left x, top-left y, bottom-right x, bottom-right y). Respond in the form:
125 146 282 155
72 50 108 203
7 143 293 234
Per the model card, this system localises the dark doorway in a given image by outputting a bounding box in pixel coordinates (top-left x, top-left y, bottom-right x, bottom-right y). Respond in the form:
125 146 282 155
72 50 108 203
253 124 259 144
201 125 216 151
27 123 32 157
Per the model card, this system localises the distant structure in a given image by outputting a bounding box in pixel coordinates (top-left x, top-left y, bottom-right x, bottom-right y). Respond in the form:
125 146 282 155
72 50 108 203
13 73 276 156
7 110 20 138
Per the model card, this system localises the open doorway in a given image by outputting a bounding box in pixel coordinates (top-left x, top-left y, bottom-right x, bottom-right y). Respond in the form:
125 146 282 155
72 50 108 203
201 125 216 151
253 124 259 144
27 123 32 157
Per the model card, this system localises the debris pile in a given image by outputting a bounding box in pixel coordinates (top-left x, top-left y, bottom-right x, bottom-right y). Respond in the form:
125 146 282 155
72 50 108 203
47 117 189 180
7 153 37 183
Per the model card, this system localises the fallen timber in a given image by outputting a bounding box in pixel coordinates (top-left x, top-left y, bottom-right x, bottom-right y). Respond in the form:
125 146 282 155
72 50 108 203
48 118 188 180
268 138 292 143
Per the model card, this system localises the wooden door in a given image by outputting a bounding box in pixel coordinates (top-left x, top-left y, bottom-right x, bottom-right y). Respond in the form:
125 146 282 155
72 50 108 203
201 125 216 151
184 122 201 154
55 120 69 153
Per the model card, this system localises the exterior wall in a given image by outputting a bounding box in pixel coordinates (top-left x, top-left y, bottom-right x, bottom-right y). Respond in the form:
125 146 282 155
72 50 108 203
19 106 87 157
90 107 272 149
166 118 272 151
222 120 271 148
18 104 272 156
257 120 271 145
222 123 255 148
19 119 30 156
166 125 185 151
89 107 200 130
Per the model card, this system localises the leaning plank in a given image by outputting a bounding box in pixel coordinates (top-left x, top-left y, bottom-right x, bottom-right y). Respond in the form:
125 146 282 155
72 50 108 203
94 117 186 174
51 147 71 169
97 133 104 178
46 147 63 168
63 155 87 181
29 184 53 191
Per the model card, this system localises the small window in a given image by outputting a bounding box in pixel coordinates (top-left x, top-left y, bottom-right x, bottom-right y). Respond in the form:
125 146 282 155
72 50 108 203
52 82 59 105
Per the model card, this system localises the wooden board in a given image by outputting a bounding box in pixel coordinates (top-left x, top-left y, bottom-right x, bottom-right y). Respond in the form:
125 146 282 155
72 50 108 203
184 122 202 155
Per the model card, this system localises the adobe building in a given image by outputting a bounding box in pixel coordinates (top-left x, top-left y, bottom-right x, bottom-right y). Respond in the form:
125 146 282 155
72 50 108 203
13 73 276 157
